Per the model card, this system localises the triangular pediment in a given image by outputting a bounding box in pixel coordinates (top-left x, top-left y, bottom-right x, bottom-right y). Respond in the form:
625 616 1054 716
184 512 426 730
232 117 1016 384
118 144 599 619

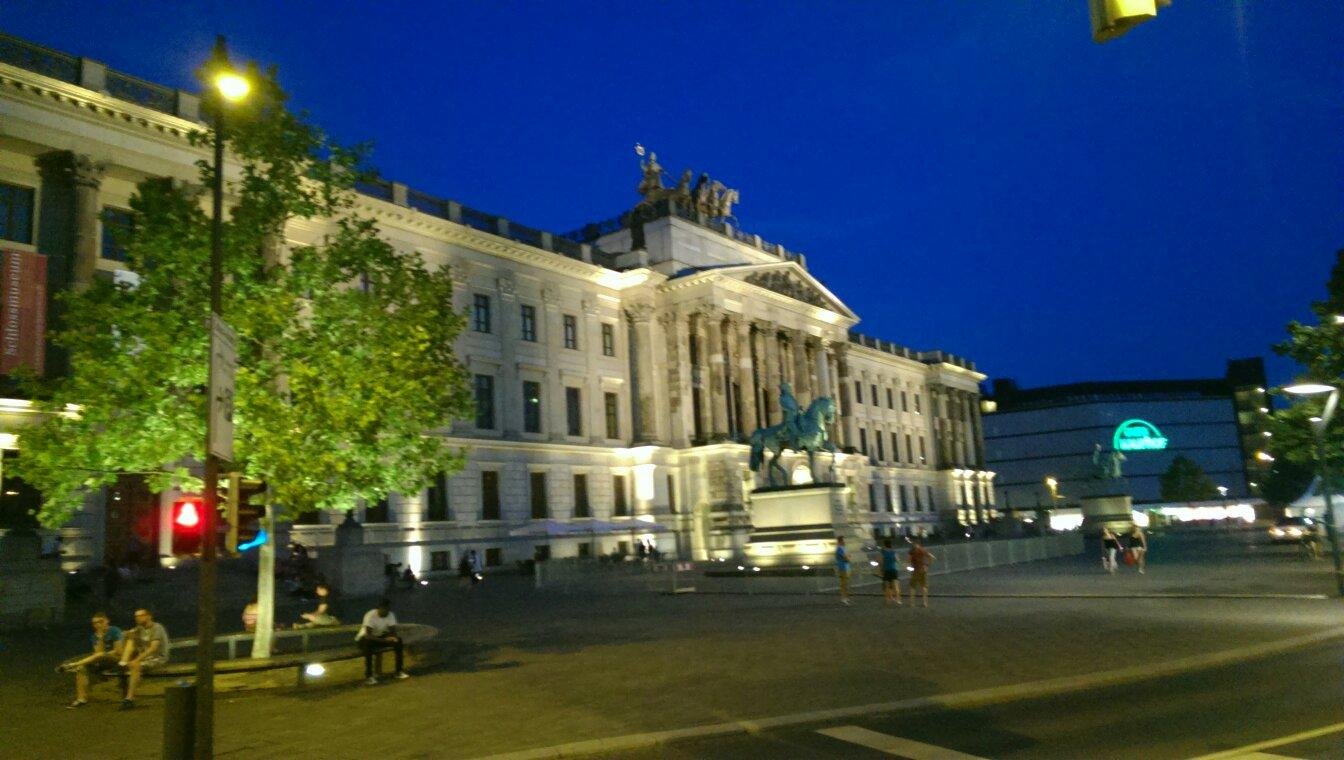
716 262 859 320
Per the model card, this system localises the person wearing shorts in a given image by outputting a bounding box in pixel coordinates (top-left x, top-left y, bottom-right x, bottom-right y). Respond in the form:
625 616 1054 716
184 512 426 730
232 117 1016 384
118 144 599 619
834 536 852 606
879 539 902 606
120 608 169 709
61 612 124 708
1127 524 1148 574
908 541 935 608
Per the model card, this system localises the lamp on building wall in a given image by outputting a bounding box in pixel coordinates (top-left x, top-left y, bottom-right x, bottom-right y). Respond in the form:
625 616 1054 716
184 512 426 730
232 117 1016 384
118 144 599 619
1280 381 1343 597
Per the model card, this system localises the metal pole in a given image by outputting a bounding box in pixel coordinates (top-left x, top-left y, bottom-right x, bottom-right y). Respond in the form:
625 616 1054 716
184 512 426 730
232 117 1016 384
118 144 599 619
192 95 225 760
1317 428 1344 597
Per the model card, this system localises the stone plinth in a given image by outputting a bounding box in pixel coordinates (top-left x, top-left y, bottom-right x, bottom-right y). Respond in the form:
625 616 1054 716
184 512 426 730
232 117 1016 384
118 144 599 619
315 517 387 598
745 484 845 565
1080 493 1134 535
0 529 64 629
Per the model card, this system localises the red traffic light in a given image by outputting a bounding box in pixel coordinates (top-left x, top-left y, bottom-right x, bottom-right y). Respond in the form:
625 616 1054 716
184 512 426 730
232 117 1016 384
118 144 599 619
175 499 201 528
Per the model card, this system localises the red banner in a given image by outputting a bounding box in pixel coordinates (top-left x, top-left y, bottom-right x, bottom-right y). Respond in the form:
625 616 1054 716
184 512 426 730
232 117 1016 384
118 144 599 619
1 248 47 374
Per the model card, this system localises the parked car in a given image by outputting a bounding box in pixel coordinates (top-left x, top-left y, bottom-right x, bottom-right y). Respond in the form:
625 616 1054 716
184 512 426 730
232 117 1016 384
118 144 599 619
1268 517 1322 544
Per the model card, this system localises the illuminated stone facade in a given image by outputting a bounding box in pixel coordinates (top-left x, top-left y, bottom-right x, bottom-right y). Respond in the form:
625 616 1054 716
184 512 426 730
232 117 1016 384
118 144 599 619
0 34 993 571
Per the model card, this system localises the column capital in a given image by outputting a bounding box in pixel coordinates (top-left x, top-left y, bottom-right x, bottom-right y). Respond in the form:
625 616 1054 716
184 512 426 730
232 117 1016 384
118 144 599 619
624 302 656 323
36 151 106 188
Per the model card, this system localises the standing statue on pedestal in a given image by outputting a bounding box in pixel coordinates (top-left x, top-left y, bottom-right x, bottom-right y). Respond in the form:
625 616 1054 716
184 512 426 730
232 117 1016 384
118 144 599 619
749 383 838 487
1092 443 1127 480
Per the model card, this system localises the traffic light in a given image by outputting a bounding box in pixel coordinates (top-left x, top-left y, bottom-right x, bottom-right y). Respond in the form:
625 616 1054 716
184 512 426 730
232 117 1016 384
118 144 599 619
171 496 205 556
1088 0 1171 43
223 474 267 555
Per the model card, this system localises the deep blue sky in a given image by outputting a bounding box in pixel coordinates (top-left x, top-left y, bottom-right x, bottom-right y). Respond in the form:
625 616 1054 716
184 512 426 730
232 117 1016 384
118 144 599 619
5 2 1340 388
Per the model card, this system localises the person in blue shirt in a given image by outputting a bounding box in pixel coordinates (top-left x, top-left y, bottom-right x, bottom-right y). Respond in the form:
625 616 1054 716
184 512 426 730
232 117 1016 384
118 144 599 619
879 539 902 606
834 536 852 605
60 611 124 708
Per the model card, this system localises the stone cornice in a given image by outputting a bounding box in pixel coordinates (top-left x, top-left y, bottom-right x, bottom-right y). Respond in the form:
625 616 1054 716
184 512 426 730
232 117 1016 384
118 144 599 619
0 61 201 148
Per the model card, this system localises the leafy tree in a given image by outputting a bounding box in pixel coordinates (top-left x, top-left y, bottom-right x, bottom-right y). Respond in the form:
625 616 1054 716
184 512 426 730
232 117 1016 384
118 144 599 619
1273 249 1344 475
13 64 472 529
1259 452 1315 508
1159 455 1218 503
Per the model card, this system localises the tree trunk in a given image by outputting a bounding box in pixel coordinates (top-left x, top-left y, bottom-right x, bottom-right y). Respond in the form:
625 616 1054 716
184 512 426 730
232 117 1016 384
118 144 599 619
250 506 277 659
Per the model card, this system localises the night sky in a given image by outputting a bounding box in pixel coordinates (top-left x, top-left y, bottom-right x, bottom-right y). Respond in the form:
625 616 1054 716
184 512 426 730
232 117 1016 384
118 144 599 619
4 2 1340 388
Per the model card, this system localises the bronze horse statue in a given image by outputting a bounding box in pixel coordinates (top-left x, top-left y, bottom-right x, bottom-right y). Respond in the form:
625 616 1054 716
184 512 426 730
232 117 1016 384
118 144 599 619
748 396 838 487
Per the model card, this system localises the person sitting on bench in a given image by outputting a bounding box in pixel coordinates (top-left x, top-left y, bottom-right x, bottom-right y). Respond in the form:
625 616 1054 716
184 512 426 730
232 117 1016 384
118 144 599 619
357 598 409 685
119 608 169 710
60 611 124 708
295 583 340 628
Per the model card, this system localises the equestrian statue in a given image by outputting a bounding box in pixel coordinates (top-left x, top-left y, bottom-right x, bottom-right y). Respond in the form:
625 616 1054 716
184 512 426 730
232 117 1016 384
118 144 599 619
748 382 839 487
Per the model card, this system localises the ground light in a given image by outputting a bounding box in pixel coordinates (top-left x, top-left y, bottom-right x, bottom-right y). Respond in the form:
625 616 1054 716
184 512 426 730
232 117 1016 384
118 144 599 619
304 663 326 678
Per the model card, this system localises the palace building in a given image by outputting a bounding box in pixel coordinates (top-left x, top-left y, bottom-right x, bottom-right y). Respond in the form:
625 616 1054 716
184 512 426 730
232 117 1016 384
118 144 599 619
0 32 993 573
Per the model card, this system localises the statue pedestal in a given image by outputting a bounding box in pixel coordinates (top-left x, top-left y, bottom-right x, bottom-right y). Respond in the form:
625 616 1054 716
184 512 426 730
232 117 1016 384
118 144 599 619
1080 494 1134 535
744 484 845 566
316 516 387 598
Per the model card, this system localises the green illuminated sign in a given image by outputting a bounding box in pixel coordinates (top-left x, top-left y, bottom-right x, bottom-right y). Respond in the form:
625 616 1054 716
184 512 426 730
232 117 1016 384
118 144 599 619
1112 419 1168 451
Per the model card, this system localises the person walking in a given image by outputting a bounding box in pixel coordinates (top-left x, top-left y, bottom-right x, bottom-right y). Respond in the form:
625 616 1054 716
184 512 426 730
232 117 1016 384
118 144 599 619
1101 527 1121 573
879 539 902 606
834 536 852 606
1127 524 1148 574
908 541 935 607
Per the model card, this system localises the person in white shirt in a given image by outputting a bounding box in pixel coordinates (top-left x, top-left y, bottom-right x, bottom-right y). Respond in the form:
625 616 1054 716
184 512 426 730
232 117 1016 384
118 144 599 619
356 598 409 685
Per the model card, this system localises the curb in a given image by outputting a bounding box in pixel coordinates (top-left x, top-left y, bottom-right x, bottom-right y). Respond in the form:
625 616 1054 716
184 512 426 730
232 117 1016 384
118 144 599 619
469 627 1344 760
686 590 1331 601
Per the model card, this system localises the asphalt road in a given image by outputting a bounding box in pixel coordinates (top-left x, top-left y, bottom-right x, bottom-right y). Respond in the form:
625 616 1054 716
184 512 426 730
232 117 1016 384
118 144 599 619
597 639 1344 759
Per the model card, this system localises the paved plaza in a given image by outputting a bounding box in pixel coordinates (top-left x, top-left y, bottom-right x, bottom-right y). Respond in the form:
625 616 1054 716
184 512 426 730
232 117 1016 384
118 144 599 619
5 531 1342 759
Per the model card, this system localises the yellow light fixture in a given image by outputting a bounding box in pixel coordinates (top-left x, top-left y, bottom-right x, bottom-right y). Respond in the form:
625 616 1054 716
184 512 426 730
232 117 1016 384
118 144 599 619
215 71 250 102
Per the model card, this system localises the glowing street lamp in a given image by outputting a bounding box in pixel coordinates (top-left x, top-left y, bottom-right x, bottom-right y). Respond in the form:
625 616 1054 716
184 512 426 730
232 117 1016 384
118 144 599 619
1279 381 1343 597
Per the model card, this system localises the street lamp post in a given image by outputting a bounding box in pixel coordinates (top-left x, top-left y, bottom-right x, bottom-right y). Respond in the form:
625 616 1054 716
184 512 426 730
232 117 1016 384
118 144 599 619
1282 382 1344 598
192 36 249 760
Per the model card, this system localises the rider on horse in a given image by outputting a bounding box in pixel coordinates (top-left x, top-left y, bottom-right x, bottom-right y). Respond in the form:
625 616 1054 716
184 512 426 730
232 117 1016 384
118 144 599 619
779 381 802 442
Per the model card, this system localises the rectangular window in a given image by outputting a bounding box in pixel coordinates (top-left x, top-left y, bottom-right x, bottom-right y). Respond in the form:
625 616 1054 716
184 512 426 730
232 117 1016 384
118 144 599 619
474 375 495 429
481 471 500 520
573 474 590 518
520 304 537 342
858 428 868 456
601 323 616 356
431 551 450 571
869 481 879 512
919 436 927 464
914 393 922 414
899 485 909 513
604 392 620 439
854 381 863 405
563 314 578 349
871 384 878 408
530 472 548 519
485 547 502 567
565 386 582 436
364 497 390 523
901 391 908 412
876 433 885 462
914 487 923 511
577 542 592 559
884 484 893 512
0 182 34 244
473 294 492 333
887 388 894 409
523 380 543 433
927 485 935 511
613 474 628 516
100 207 134 262
905 434 913 464
426 471 449 521
667 474 677 514
891 433 900 463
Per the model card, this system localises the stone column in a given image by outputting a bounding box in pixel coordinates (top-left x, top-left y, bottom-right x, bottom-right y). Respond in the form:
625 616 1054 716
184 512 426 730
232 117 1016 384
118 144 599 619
734 317 757 437
496 277 521 438
758 322 781 426
791 329 812 405
815 338 833 400
706 313 729 440
836 344 859 448
662 311 694 449
692 311 712 443
36 151 105 293
626 303 659 444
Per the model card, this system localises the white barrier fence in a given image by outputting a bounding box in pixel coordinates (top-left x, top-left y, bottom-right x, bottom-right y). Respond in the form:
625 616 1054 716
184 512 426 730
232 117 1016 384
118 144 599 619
827 532 1084 593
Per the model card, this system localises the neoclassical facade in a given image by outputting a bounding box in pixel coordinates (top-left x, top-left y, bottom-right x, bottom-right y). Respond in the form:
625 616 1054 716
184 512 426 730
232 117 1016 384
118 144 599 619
0 33 993 572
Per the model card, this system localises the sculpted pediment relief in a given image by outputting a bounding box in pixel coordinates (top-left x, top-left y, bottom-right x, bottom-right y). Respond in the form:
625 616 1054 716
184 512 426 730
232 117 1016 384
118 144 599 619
744 270 830 310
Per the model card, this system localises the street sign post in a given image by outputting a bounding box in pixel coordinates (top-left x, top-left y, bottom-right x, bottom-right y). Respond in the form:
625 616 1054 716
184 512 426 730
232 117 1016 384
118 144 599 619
208 314 237 462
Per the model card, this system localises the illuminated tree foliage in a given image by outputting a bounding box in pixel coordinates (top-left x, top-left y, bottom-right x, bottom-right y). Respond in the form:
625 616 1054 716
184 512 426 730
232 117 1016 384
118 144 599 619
14 66 471 528
1272 249 1344 475
1159 456 1218 503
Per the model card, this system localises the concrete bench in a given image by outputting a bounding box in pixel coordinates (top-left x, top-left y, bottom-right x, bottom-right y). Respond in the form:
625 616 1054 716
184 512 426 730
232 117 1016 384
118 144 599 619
66 623 438 694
